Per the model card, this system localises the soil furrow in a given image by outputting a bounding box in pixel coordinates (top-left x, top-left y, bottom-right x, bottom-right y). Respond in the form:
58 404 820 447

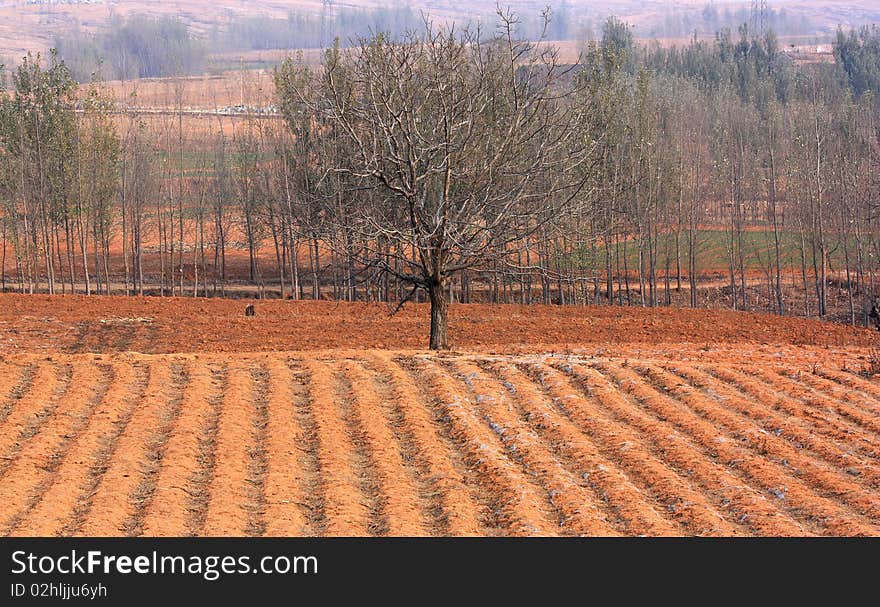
186 364 227 535
262 358 307 536
244 363 270 536
0 362 72 478
120 363 189 536
300 358 368 536
817 368 880 407
367 353 484 536
0 361 37 424
705 365 880 461
359 358 456 536
600 362 880 536
450 359 625 536
641 364 880 522
140 362 220 536
780 368 880 429
1 361 112 534
334 365 389 536
557 361 809 536
747 367 880 442
77 360 175 535
284 360 326 536
0 345 875 539
203 360 258 536
61 363 151 536
407 357 559 536
346 361 431 535
668 363 880 488
342 361 429 535
495 360 740 536
11 361 140 536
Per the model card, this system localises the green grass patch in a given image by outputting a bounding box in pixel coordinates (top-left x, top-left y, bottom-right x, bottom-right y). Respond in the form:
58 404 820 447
571 228 862 274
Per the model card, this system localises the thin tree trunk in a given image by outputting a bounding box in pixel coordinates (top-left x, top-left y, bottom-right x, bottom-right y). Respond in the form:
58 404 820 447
428 278 449 350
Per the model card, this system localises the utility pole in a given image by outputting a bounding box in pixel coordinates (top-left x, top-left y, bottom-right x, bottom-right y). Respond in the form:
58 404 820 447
750 0 769 36
321 0 335 48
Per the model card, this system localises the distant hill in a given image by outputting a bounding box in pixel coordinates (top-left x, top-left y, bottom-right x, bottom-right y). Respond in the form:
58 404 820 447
1 1 878 61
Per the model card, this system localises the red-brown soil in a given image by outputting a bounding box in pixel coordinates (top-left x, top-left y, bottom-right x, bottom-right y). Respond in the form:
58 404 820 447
0 346 877 537
1 293 879 537
0 294 876 355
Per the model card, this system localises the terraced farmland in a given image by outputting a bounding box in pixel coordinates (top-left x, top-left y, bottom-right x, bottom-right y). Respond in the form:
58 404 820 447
0 348 878 537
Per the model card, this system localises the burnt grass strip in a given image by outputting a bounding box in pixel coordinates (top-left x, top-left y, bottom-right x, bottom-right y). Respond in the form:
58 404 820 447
65 321 92 354
139 321 160 355
244 364 270 536
360 358 449 536
186 364 227 536
4 364 115 535
112 324 139 353
335 367 388 536
122 363 189 537
0 362 38 424
287 360 326 536
63 363 151 536
0 363 74 479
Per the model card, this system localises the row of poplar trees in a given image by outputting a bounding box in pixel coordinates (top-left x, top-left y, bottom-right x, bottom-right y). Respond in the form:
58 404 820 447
0 51 119 297
1 14 879 348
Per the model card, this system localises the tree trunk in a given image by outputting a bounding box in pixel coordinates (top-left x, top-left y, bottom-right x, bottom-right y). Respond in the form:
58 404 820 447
428 279 449 350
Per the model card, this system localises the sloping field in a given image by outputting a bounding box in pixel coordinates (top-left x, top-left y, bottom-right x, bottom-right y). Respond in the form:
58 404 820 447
1 294 878 355
0 346 878 537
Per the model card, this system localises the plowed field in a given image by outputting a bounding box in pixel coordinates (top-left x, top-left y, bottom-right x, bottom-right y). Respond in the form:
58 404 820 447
1 295 879 536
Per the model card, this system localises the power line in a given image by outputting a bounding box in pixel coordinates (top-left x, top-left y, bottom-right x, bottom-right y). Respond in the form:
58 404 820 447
750 0 769 36
321 0 335 49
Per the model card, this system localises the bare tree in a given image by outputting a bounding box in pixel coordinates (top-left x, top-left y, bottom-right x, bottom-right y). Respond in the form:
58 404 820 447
278 12 594 348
